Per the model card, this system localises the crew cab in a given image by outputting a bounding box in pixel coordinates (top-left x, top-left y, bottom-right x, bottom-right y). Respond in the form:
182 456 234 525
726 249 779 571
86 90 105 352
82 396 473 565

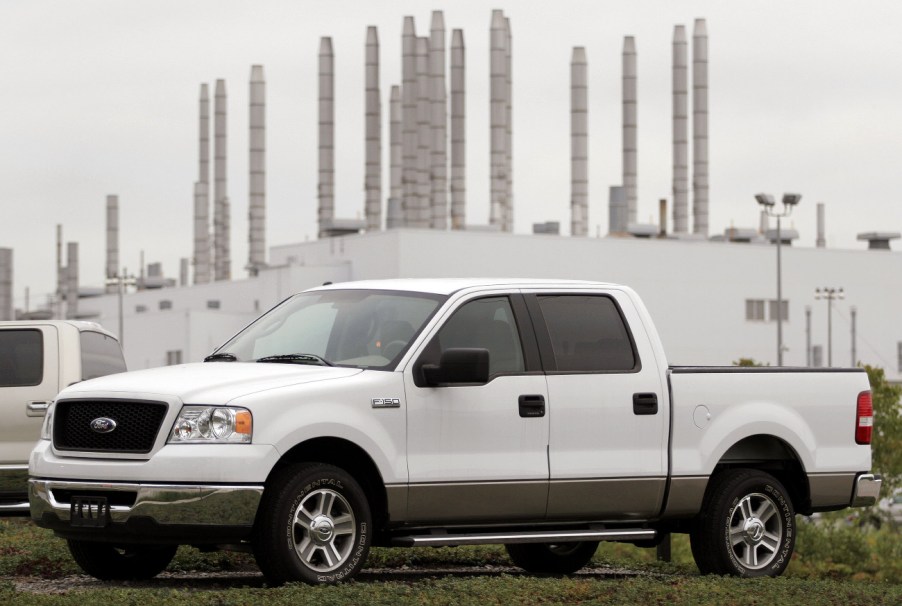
0 320 125 514
29 279 880 583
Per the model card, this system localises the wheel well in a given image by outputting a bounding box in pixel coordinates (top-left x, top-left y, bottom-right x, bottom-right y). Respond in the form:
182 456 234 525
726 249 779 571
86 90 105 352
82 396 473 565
712 434 809 513
267 437 389 535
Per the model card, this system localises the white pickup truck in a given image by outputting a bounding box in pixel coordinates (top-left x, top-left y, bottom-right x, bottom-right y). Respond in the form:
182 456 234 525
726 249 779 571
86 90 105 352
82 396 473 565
0 320 125 514
29 279 880 584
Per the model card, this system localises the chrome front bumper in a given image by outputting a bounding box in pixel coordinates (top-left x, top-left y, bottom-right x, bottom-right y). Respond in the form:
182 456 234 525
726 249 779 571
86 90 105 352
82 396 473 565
851 473 882 507
29 479 264 527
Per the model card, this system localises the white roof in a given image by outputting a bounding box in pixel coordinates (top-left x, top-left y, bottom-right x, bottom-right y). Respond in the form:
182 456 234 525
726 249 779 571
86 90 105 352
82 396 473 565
0 319 117 338
312 278 620 296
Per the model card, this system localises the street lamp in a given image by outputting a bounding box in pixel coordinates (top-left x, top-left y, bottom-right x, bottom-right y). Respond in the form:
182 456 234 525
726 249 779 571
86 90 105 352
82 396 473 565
814 287 844 367
105 267 137 348
756 193 801 366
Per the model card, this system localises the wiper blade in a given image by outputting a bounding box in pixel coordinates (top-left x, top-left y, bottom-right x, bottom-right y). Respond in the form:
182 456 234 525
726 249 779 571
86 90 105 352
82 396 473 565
255 353 333 367
204 352 238 362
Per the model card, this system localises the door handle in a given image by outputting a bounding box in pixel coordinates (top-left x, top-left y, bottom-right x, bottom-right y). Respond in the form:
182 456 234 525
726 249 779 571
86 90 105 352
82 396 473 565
632 393 658 415
26 401 50 417
518 395 546 418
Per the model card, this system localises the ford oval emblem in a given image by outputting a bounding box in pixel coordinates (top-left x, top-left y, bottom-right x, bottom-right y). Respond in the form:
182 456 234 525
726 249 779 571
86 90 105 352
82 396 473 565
90 417 118 434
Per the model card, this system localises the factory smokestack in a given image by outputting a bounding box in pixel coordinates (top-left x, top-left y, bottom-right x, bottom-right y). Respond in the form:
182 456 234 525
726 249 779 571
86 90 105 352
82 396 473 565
55 225 63 318
179 258 189 287
365 27 382 232
622 36 638 225
194 83 211 284
816 202 826 248
387 85 402 229
214 79 230 280
450 28 466 230
489 10 509 231
318 37 335 238
692 18 709 236
248 65 266 275
415 36 431 228
106 195 119 293
0 248 11 321
505 16 513 233
429 11 448 229
570 47 588 237
401 17 417 227
672 25 689 233
66 242 78 319
609 186 628 234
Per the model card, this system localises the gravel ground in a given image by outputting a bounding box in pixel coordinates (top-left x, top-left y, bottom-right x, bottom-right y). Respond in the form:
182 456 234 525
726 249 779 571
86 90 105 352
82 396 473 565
6 564 660 594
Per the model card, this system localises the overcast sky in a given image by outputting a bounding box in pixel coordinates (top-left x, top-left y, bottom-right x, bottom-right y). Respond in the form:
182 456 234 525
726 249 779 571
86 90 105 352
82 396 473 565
2 0 902 308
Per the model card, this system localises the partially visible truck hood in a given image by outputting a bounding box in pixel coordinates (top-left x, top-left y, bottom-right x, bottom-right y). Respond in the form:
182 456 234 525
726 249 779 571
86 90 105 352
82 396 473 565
57 362 364 404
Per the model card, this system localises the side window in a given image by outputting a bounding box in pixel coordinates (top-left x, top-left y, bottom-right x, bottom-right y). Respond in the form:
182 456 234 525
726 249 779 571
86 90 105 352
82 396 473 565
80 331 127 380
0 329 44 387
428 297 525 376
538 295 637 372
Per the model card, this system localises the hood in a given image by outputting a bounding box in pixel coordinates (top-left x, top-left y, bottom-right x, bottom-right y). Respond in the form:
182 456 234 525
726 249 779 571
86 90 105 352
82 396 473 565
60 362 364 404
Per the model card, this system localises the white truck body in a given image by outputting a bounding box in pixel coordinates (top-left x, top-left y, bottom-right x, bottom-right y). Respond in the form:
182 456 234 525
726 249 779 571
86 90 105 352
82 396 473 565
28 280 880 582
0 320 125 513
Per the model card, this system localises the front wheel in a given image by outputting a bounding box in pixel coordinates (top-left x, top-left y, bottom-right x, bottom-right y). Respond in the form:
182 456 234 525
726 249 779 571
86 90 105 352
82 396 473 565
505 541 599 574
66 541 177 580
253 463 372 585
690 469 796 577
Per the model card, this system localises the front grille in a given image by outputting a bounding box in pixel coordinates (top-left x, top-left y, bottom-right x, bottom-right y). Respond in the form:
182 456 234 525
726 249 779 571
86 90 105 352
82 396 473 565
53 399 168 454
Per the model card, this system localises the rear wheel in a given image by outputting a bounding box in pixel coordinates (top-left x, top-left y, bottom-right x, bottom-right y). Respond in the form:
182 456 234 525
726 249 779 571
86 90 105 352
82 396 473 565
690 469 795 577
505 541 598 574
253 463 372 585
66 540 177 580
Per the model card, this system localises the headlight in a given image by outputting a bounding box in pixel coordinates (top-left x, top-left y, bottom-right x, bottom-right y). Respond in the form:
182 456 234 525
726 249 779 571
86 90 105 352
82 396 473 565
169 406 252 443
40 403 55 441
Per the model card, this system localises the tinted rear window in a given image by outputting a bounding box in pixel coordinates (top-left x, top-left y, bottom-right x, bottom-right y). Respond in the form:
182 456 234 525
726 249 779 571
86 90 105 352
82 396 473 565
80 331 127 380
0 329 44 387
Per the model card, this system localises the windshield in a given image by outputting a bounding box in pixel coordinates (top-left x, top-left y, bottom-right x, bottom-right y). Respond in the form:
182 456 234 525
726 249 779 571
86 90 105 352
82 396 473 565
215 289 445 370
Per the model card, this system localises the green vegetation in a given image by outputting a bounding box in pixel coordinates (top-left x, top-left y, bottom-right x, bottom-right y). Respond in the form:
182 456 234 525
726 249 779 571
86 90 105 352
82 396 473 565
1 518 900 605
864 364 902 496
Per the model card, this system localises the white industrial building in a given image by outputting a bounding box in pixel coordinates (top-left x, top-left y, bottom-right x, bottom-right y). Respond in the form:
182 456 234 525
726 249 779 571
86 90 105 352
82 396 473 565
73 228 902 382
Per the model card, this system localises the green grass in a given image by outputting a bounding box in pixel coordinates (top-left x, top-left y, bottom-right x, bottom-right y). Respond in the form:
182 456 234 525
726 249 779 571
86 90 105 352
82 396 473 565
1 517 900 605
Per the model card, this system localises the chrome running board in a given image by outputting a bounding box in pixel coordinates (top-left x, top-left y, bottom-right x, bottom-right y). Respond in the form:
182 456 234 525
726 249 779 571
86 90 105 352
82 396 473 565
391 528 655 547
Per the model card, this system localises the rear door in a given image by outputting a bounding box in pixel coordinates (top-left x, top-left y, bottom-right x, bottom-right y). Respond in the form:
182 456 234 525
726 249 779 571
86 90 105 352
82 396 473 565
525 289 667 520
0 326 59 466
404 292 549 522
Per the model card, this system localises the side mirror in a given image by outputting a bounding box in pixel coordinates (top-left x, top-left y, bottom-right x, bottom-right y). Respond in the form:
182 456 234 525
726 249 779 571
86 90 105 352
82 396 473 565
422 348 490 387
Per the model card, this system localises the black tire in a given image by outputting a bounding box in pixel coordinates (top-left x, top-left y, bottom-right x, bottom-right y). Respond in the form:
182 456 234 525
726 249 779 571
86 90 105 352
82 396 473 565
505 541 599 574
66 540 177 580
690 469 796 577
253 463 372 585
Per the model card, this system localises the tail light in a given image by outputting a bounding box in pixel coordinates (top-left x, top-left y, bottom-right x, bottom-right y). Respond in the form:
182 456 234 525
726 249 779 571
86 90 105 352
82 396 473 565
856 391 873 445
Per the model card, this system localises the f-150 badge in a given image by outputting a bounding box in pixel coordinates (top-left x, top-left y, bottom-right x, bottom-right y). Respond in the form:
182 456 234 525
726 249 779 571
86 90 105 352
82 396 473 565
372 398 401 408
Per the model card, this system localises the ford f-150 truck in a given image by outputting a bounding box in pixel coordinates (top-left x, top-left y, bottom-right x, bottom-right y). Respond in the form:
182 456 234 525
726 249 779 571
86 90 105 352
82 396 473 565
29 279 881 584
0 320 125 514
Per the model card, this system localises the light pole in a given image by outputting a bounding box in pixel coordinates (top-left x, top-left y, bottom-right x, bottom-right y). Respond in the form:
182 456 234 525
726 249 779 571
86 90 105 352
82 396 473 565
756 193 801 366
105 267 137 348
815 287 844 367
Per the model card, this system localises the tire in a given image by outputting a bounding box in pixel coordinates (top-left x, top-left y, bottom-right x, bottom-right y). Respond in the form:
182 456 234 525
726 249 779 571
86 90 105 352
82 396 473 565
690 469 796 577
505 541 599 574
66 540 177 580
253 463 372 585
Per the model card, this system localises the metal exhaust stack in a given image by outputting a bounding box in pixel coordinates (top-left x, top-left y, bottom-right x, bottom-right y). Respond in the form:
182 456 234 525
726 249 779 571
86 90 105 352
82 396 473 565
429 11 447 229
450 28 466 230
214 79 230 280
318 37 335 238
415 36 431 228
365 27 382 232
622 36 638 225
571 47 588 237
66 242 78 319
692 18 709 236
248 65 266 275
505 16 513 232
55 225 63 318
816 202 825 248
0 248 12 321
489 10 509 231
387 85 402 229
672 26 689 233
194 83 211 284
105 195 119 293
401 17 417 227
